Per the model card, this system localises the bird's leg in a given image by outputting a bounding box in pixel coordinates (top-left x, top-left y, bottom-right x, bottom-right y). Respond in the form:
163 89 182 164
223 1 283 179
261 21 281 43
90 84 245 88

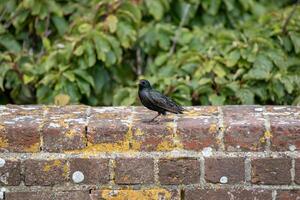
149 113 161 122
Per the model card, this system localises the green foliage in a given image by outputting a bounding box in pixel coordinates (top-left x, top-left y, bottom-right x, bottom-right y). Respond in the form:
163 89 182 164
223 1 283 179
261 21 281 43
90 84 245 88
0 0 300 105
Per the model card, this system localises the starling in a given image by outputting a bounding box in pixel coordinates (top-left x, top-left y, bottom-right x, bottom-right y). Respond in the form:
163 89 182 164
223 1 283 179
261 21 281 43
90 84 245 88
138 79 184 122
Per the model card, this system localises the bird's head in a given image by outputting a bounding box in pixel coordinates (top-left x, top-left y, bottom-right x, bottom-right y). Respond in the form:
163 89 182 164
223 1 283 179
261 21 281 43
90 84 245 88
138 79 152 90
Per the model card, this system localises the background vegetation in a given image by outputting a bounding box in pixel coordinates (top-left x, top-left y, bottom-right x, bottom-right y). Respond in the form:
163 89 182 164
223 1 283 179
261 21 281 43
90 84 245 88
0 0 300 106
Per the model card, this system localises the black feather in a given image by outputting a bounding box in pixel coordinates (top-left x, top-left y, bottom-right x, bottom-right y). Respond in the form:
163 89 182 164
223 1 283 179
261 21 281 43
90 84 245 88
138 79 184 121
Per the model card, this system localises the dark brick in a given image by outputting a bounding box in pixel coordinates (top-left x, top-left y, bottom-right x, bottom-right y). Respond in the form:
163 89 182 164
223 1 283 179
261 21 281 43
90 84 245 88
251 158 291 185
24 159 69 186
70 158 109 184
177 106 219 151
87 107 131 145
295 159 300 184
5 192 53 200
205 157 244 184
158 158 200 185
0 106 43 152
277 190 300 200
131 107 176 151
90 188 180 199
223 106 266 151
185 188 272 200
267 106 300 151
5 191 90 200
42 106 88 152
0 159 21 186
115 158 154 184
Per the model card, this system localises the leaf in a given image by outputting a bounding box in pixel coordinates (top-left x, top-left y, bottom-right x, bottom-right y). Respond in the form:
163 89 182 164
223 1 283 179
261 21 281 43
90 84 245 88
236 89 254 104
105 15 118 33
63 71 75 82
208 94 225 105
118 2 141 24
244 54 273 80
78 23 92 34
225 50 240 67
0 34 21 52
74 69 95 87
54 94 70 106
290 32 300 54
76 79 91 97
145 0 164 20
51 15 68 36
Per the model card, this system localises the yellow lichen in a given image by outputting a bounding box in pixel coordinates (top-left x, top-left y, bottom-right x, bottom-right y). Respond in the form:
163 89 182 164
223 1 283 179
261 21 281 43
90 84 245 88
99 189 172 200
65 129 76 138
65 125 142 154
259 131 273 143
43 160 61 172
62 163 69 179
0 135 8 148
209 124 217 133
134 128 144 136
157 140 175 151
23 142 40 153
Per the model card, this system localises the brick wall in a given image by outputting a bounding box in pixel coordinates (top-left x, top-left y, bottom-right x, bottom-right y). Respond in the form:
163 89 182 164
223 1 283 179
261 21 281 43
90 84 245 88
0 105 299 200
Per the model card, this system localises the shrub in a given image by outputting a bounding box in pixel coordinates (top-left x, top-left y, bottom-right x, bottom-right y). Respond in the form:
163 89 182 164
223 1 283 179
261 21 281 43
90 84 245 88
0 0 300 105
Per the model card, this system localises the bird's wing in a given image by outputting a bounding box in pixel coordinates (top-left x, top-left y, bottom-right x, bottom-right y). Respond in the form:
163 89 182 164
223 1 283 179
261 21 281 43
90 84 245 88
147 89 184 114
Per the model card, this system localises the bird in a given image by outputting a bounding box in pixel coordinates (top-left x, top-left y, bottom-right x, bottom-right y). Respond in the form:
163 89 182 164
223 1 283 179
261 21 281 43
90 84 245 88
138 79 184 122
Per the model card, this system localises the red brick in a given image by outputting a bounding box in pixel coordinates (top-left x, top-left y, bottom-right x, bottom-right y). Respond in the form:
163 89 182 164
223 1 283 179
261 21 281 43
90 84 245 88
277 190 300 200
5 192 53 200
223 106 266 151
185 188 272 200
251 158 291 185
158 158 200 185
42 106 88 152
115 158 154 184
205 157 244 184
177 107 218 151
70 158 109 184
24 159 69 186
0 159 21 186
267 106 300 151
295 159 300 184
87 107 131 145
132 107 180 151
0 106 43 152
5 191 90 200
90 188 180 199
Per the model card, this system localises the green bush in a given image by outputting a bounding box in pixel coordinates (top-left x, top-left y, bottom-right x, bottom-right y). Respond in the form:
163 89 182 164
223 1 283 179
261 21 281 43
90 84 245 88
0 0 300 105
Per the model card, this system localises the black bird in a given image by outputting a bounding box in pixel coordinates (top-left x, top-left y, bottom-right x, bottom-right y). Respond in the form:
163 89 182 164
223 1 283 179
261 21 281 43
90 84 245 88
138 79 184 122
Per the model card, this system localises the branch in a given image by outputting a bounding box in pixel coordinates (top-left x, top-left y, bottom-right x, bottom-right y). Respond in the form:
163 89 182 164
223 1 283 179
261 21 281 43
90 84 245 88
282 0 300 34
168 3 191 57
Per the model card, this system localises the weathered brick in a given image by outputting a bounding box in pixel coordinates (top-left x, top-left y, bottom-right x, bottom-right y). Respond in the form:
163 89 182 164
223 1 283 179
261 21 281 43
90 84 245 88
205 157 244 184
277 190 300 200
267 107 300 151
5 191 90 200
5 192 53 200
185 188 272 200
0 105 43 152
42 106 88 152
295 159 300 184
0 159 21 186
177 106 219 151
70 158 109 184
115 158 154 184
223 106 266 151
90 189 179 200
87 107 131 151
251 158 291 185
55 191 91 200
24 159 69 186
158 158 200 185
